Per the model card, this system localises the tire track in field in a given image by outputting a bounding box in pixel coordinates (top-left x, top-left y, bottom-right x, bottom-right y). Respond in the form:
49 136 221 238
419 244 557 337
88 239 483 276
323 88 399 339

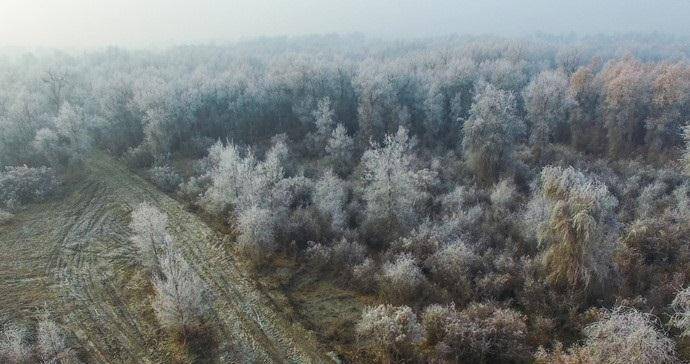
44 153 332 363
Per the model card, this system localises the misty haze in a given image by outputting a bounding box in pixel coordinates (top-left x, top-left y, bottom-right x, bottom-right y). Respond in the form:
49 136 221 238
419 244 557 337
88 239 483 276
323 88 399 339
1 1 690 363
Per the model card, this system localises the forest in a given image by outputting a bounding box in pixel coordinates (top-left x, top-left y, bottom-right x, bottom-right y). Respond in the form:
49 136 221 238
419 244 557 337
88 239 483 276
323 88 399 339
1 34 690 363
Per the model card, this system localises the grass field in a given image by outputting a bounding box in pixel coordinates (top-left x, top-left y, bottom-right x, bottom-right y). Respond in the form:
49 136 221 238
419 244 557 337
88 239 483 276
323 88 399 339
0 152 333 363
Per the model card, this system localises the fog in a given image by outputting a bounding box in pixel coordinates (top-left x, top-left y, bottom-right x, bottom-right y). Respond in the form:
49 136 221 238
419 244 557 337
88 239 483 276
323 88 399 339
0 0 689 48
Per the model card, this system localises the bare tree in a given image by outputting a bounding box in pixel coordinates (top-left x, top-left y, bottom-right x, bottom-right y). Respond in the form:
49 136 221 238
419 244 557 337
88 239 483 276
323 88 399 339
130 203 171 272
152 247 209 343
42 69 69 115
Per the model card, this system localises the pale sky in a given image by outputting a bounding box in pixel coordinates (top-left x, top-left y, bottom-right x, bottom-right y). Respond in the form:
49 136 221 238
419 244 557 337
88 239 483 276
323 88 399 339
1 0 689 48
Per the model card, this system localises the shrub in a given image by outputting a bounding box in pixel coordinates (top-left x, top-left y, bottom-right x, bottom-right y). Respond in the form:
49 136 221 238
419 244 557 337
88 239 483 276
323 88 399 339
236 206 276 264
124 145 154 168
148 165 182 193
670 287 690 336
583 307 676 364
305 241 332 270
352 258 378 292
425 302 529 363
538 307 677 364
356 304 423 362
425 241 478 301
0 165 60 211
331 238 366 270
379 253 426 303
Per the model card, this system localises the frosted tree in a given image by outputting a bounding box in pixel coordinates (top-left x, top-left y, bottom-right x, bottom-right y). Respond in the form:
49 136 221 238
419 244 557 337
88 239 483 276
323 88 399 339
478 58 528 93
530 166 619 292
523 69 573 153
313 170 347 232
202 138 288 214
310 97 336 152
600 57 650 158
325 123 354 175
201 141 256 214
33 102 91 166
153 247 209 342
42 69 69 115
568 65 605 153
361 127 434 234
142 107 174 157
236 206 276 263
426 241 478 300
462 83 524 185
130 203 171 272
645 62 690 154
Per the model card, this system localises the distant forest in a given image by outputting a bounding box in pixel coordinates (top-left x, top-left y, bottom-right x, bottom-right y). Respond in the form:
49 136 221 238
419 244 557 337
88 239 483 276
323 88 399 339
2 34 690 362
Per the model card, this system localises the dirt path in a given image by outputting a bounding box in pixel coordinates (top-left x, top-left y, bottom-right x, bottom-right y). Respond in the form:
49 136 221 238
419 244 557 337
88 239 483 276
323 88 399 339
0 152 332 363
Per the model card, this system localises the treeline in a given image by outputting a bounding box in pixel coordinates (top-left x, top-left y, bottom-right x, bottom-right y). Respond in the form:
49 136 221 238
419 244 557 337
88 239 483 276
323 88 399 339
1 34 690 362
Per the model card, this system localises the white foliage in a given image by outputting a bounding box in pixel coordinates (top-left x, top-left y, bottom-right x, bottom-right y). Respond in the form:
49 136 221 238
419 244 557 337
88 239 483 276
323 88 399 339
356 304 423 358
236 205 276 259
130 202 171 270
380 253 426 301
313 170 347 231
583 307 677 364
325 123 354 173
361 127 434 228
153 246 209 332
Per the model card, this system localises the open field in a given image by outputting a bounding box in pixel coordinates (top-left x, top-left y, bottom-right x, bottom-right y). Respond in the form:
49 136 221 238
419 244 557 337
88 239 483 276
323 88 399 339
0 152 332 363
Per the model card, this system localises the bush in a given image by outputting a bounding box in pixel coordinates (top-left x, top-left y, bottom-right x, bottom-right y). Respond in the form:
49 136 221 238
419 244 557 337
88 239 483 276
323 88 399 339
352 258 378 292
670 287 690 337
124 145 154 168
542 307 678 364
425 241 478 301
148 165 183 193
0 165 60 211
356 304 423 362
423 302 529 363
236 206 276 265
305 238 366 281
379 253 427 303
305 241 332 270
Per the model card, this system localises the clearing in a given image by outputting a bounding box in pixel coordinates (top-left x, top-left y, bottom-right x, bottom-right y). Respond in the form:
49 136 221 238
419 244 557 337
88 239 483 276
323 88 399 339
0 152 333 363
